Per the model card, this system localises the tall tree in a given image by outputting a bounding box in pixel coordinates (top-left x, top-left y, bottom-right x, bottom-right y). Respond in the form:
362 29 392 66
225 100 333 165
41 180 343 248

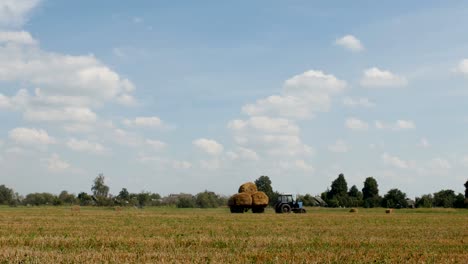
329 173 348 197
465 180 468 199
255 176 274 203
433 189 456 208
91 173 109 198
0 185 14 205
362 177 380 208
381 189 408 208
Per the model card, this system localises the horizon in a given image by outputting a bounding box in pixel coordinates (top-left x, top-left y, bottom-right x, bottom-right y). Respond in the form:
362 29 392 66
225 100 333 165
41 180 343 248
1 0 468 198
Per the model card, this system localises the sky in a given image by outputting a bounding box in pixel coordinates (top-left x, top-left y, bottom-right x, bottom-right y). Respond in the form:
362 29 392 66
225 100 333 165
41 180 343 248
1 0 468 198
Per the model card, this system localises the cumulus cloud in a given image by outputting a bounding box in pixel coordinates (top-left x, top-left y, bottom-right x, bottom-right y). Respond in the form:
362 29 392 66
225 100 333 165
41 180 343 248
67 138 106 154
335 35 364 52
0 31 36 45
138 154 192 169
0 0 41 28
328 140 349 153
145 139 166 151
228 116 300 135
9 127 55 145
360 67 407 87
428 158 451 170
418 138 430 148
382 153 412 169
242 70 346 119
227 147 259 161
123 116 163 128
343 97 375 108
375 120 415 130
455 59 468 75
193 138 224 155
345 118 369 131
46 153 70 171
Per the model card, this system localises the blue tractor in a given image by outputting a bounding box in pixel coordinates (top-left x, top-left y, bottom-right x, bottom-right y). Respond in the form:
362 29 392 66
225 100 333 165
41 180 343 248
274 194 306 213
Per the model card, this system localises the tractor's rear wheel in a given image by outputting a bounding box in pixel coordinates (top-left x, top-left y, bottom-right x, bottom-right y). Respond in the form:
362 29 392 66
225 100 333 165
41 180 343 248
252 207 265 213
230 206 244 213
281 204 291 213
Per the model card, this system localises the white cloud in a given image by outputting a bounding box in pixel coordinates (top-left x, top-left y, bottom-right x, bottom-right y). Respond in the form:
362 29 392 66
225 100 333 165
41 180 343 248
461 156 468 167
242 70 346 119
228 147 259 161
9 127 55 145
419 138 430 148
63 123 94 134
46 153 70 171
228 116 300 134
0 0 41 28
123 116 163 128
67 138 106 154
342 97 375 108
455 59 468 75
428 158 451 170
345 118 369 131
24 107 97 123
294 160 315 171
193 138 224 155
360 67 407 87
200 159 220 170
0 39 136 105
382 153 411 169
375 120 415 130
335 35 364 52
145 139 166 151
0 31 36 45
328 140 349 153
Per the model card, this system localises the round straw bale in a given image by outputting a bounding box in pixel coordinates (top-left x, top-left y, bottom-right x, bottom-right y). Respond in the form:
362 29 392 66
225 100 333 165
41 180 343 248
251 191 269 207
229 192 252 206
349 208 358 213
386 209 393 214
238 182 257 193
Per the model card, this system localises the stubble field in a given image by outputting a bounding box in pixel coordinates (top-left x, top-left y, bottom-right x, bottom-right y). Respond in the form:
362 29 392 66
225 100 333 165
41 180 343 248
0 206 466 263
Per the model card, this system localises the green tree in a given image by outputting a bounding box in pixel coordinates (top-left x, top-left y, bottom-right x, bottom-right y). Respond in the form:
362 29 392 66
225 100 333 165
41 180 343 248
348 185 363 207
254 176 275 205
325 173 350 207
465 180 468 199
77 192 93 206
453 193 466 208
195 191 220 208
58 191 77 205
91 174 110 206
0 185 14 205
415 194 433 208
433 189 456 208
381 189 408 208
116 188 130 205
137 192 151 207
176 196 195 208
362 177 380 208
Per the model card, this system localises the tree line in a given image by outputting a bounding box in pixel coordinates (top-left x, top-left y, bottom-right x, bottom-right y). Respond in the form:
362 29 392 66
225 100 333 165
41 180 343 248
0 173 467 209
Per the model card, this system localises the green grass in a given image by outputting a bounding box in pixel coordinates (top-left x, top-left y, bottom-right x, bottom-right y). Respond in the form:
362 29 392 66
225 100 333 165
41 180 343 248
0 206 466 263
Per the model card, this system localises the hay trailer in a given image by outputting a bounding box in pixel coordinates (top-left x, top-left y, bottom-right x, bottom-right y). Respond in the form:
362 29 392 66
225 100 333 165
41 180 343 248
275 194 306 213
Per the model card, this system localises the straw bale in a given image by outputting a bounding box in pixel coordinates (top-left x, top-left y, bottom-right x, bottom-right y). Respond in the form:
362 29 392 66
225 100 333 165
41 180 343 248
251 191 269 207
349 208 358 213
238 182 257 194
229 193 252 206
386 209 393 214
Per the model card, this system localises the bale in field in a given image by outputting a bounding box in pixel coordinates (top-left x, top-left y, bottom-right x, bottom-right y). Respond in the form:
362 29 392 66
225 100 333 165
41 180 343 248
349 208 358 213
71 205 80 212
238 182 257 194
229 192 252 206
386 209 393 214
251 191 269 207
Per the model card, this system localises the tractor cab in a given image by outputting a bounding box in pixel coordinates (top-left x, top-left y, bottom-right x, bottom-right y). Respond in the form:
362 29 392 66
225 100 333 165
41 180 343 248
275 194 306 214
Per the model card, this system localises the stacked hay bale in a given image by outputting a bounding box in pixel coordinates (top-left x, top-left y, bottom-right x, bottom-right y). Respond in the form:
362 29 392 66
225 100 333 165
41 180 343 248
228 182 269 213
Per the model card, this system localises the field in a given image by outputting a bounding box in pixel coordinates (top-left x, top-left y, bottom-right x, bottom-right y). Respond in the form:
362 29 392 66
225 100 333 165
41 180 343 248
0 206 466 263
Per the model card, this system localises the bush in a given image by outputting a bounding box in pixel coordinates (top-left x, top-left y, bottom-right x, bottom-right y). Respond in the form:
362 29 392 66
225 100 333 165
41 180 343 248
176 196 195 208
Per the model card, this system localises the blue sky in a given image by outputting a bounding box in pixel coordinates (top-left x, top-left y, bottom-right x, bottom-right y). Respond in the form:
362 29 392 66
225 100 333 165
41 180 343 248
1 0 468 198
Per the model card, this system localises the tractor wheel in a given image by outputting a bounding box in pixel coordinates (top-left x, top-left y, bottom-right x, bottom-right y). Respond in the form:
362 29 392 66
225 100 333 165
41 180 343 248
280 204 291 213
252 207 265 213
230 206 244 213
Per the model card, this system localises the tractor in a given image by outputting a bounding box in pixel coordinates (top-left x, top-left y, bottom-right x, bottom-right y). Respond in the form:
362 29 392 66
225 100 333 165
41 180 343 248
275 194 306 213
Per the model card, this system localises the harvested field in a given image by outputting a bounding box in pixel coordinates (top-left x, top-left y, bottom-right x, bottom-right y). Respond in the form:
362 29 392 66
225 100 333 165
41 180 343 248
0 206 466 263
